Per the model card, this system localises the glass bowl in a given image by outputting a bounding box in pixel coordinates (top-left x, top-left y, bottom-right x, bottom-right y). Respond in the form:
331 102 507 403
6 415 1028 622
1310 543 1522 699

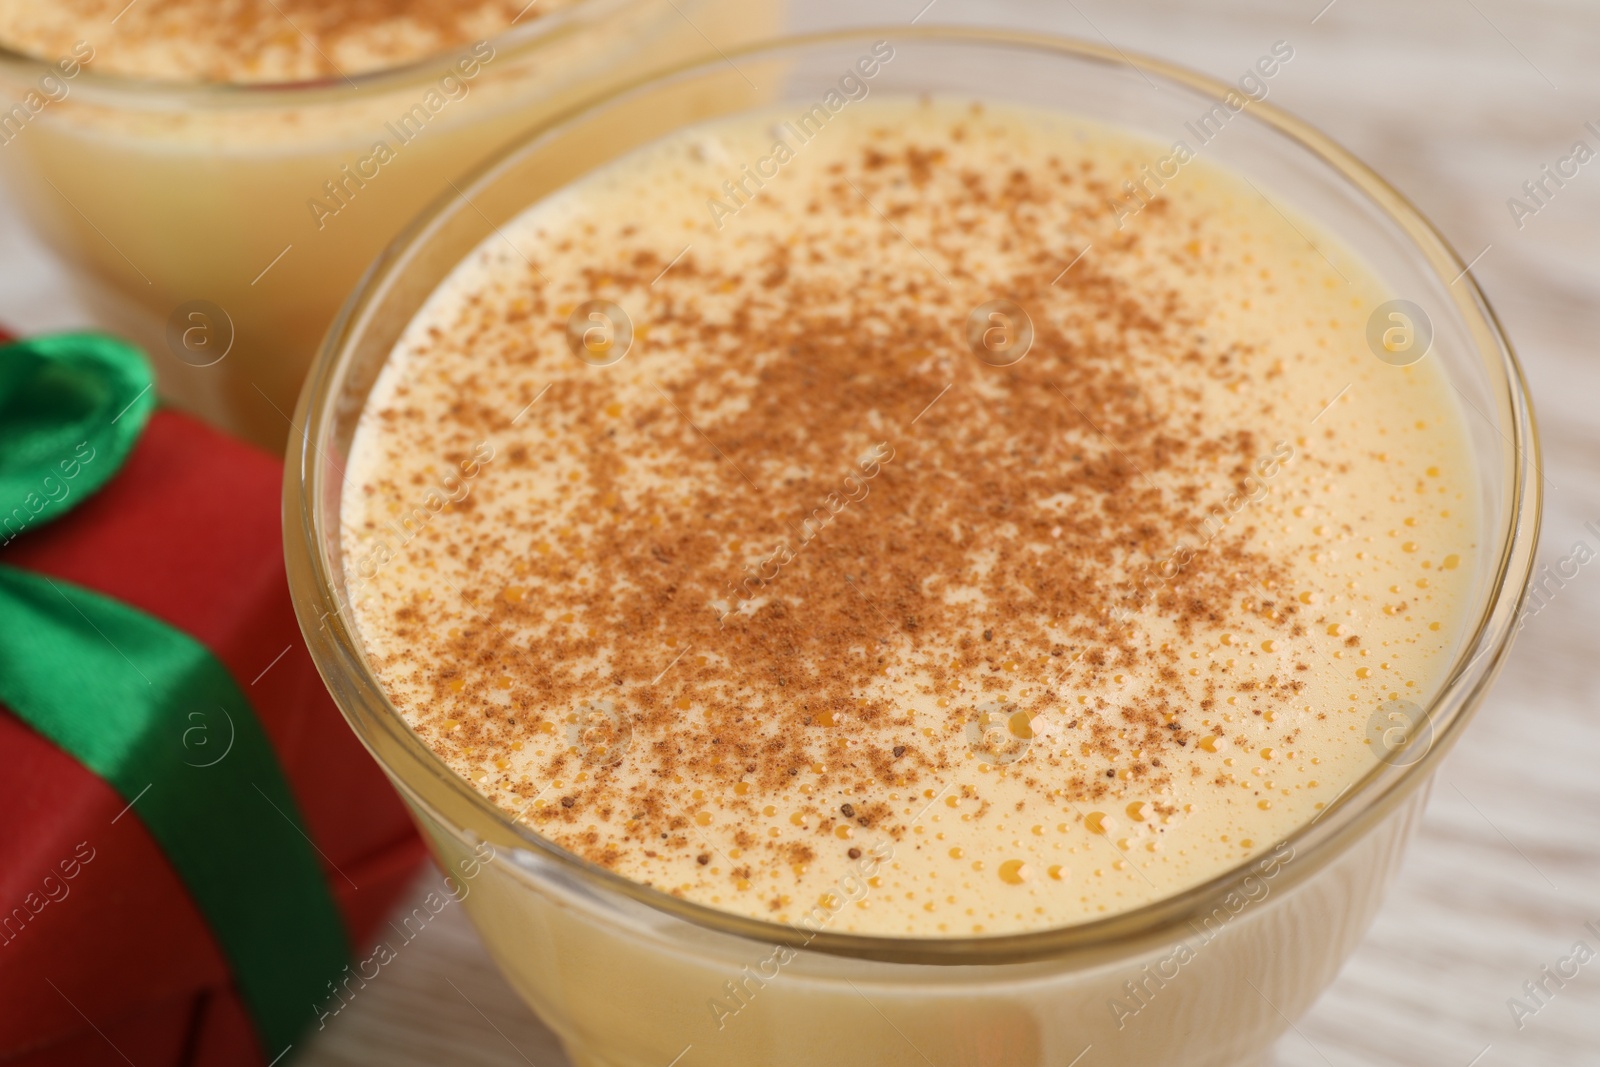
286 27 1539 1067
0 0 778 450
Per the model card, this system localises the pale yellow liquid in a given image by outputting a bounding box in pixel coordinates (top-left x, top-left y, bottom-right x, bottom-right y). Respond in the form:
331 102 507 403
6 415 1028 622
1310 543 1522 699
342 97 1479 937
0 0 778 450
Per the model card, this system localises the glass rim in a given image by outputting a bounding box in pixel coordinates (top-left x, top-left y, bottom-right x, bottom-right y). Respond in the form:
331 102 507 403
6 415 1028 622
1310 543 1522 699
0 0 641 101
286 25 1542 967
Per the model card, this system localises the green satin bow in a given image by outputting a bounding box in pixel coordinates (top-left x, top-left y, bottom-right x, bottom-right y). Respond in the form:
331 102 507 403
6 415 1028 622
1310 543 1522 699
0 334 349 1060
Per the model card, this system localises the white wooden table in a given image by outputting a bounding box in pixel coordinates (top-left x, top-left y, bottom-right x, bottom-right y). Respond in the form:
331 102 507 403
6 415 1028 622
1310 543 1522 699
4 1 1595 1063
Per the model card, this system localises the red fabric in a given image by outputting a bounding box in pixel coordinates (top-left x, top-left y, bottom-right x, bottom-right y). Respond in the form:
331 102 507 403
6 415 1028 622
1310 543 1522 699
0 408 425 1065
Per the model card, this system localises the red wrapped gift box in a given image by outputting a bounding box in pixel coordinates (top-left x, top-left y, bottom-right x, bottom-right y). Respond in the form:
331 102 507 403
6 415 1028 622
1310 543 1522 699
0 404 426 1066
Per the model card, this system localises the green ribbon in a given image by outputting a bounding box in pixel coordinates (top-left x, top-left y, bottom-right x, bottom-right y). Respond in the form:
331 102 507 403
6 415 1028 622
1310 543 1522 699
0 334 349 1058
0 332 155 537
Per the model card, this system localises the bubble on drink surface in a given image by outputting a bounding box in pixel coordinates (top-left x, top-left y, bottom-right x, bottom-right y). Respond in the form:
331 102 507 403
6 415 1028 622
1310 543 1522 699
165 300 234 368
965 300 1033 367
568 699 631 767
1365 300 1432 367
181 705 235 768
566 301 633 367
1365 698 1433 767
965 700 1033 765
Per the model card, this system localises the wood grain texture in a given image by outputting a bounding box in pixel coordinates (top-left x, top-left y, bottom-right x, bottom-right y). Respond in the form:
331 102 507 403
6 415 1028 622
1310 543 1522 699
3 0 1596 1063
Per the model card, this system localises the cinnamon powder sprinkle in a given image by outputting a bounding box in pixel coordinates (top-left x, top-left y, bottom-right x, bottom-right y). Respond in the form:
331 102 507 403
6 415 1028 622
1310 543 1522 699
342 99 1477 933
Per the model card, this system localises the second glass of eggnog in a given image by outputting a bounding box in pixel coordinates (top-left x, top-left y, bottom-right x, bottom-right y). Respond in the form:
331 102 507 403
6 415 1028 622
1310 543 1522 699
0 0 778 451
288 29 1540 1067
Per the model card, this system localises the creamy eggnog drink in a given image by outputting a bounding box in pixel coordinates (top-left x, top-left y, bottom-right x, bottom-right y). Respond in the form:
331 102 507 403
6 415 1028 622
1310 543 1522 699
0 0 776 450
0 0 556 81
339 91 1479 948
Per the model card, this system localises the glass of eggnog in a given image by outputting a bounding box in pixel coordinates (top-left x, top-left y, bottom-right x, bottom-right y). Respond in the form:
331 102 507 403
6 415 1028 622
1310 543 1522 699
0 0 778 450
286 28 1539 1067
